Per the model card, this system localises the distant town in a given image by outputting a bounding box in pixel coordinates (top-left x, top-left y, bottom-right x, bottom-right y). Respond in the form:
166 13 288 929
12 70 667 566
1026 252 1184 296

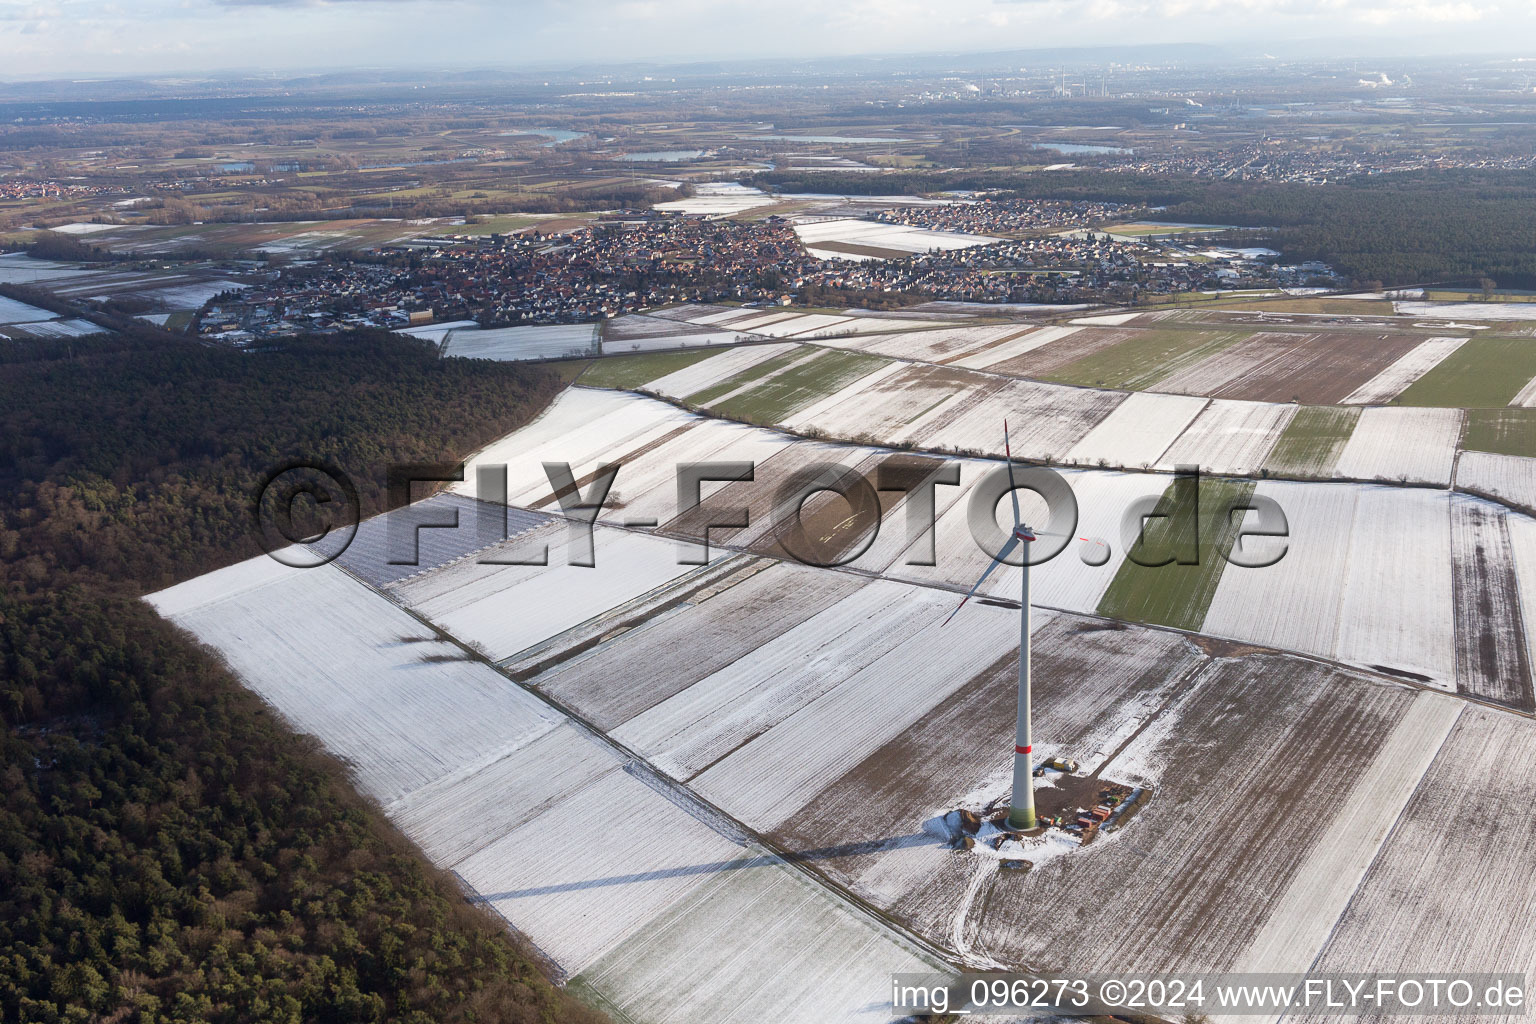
183 199 1335 345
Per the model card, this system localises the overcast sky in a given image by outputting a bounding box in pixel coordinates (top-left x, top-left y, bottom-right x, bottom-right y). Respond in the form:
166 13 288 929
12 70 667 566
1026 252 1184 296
0 0 1529 78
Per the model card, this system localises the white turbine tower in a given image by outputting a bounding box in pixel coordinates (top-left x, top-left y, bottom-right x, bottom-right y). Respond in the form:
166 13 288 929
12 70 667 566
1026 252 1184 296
943 421 1037 830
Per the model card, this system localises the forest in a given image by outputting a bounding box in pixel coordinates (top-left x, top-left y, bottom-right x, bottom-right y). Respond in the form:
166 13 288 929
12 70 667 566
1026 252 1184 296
750 167 1536 288
0 327 604 1024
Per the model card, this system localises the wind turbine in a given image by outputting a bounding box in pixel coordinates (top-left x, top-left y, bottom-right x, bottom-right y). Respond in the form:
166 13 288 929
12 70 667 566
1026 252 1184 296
943 421 1038 830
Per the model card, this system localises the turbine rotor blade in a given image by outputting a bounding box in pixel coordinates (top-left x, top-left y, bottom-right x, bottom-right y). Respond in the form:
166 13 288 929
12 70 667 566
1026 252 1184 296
942 534 1021 627
1003 420 1021 526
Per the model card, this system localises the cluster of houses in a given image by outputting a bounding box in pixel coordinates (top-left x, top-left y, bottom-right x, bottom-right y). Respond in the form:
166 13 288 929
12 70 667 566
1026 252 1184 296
405 216 820 322
1115 139 1536 184
0 178 135 203
874 197 1133 235
195 264 435 345
194 209 1332 342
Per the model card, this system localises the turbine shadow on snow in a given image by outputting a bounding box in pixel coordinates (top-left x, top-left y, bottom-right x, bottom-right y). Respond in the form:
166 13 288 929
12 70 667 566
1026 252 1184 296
469 832 938 901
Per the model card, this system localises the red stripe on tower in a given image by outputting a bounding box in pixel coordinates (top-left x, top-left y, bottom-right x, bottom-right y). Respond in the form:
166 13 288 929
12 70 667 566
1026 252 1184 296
1015 745 1031 755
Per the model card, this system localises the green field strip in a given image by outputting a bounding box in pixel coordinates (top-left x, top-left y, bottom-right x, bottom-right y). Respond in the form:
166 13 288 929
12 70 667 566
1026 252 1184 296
1395 337 1536 408
578 348 720 390
710 349 889 424
683 347 811 407
1042 328 1249 390
1264 405 1361 477
1462 409 1536 458
1096 476 1258 632
1205 297 1391 315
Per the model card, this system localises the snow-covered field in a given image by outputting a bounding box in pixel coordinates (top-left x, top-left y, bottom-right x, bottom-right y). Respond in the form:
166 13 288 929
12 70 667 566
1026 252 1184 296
1202 481 1360 654
387 720 618 866
794 218 1002 260
1342 337 1466 404
576 851 937 1023
648 303 739 323
396 318 478 345
843 458 1150 616
949 324 1085 372
148 561 563 804
1066 391 1207 468
1299 706 1536 1006
447 389 1536 699
146 381 1536 1015
607 422 795 532
766 634 1471 981
783 363 977 440
442 322 599 361
700 308 949 339
48 221 119 234
0 295 57 324
806 313 949 336
461 390 1519 693
1511 517 1536 692
778 360 910 430
100 279 248 310
390 526 715 661
643 342 798 398
773 619 1204 945
1451 497 1531 706
653 181 780 216
1513 375 1536 408
690 585 1021 830
1333 406 1463 484
688 346 825 407
1229 689 1461 977
1458 450 1536 511
746 311 857 337
648 304 961 340
1022 470 1165 611
1395 300 1536 321
449 387 698 507
150 548 943 1020
455 768 749 974
0 252 99 284
717 309 799 333
885 374 1006 447
818 324 1022 363
1156 399 1295 475
613 580 949 780
956 656 1448 973
1150 331 1290 396
914 378 1123 460
1071 311 1141 326
532 561 859 724
1333 487 1456 685
1 317 108 338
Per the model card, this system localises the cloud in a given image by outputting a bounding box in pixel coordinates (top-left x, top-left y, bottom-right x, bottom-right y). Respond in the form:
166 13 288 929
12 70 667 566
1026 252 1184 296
0 4 59 17
211 0 421 5
0 0 1526 76
1352 1 1489 23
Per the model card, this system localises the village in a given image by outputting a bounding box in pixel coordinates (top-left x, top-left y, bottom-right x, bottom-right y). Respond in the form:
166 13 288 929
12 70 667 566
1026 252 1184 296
191 198 1332 344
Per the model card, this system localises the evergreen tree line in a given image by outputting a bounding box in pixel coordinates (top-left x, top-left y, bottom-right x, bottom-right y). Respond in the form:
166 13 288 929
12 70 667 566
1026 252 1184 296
747 168 1536 287
0 326 605 1024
